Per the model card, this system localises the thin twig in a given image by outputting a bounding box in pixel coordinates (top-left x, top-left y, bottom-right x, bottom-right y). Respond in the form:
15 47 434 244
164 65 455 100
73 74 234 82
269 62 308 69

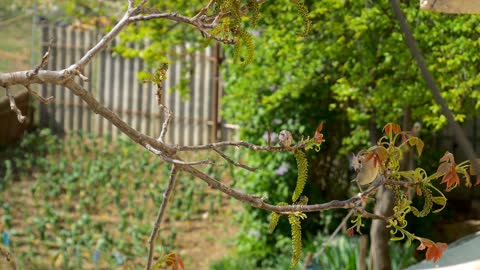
26 85 54 104
193 0 216 20
389 0 480 176
5 87 26 123
128 0 135 9
353 206 389 221
314 209 355 258
128 11 236 44
145 143 214 166
212 147 258 172
176 140 308 152
158 104 173 143
28 48 50 78
146 165 179 270
385 179 419 187
313 204 389 260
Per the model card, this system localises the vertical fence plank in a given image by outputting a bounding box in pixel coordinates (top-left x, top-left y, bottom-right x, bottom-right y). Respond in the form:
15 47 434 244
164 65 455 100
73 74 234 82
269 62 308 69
85 30 94 133
131 43 141 133
96 45 105 136
203 46 212 143
145 69 153 137
192 48 202 146
67 28 76 132
49 26 58 131
40 25 49 128
57 27 67 131
77 30 85 131
183 43 192 146
173 45 182 145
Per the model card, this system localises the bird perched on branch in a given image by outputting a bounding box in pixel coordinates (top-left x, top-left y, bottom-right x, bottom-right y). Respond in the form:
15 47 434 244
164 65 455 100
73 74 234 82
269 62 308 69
352 151 379 190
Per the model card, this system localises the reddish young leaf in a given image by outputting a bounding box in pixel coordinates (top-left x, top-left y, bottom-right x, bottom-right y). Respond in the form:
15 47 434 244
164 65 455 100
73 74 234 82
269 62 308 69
436 162 451 176
373 146 389 163
439 151 455 163
441 166 460 191
393 124 401 134
314 122 324 144
384 123 392 135
161 253 185 270
383 123 401 136
364 152 381 169
417 241 448 263
176 256 185 270
346 228 354 237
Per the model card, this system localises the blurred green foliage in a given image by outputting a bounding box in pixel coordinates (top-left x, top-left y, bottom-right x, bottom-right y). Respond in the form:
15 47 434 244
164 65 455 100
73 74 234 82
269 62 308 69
220 0 480 267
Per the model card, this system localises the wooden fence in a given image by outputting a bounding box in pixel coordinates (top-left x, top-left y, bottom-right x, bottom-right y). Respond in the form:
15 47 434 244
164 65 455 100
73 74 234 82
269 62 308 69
39 24 237 145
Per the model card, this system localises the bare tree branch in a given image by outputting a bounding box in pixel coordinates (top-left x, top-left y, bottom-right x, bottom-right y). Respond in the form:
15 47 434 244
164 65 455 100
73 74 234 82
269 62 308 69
158 104 173 143
146 165 179 270
176 140 307 152
27 48 50 78
315 209 355 258
145 143 215 166
4 87 26 123
192 0 216 20
212 147 258 172
26 85 54 104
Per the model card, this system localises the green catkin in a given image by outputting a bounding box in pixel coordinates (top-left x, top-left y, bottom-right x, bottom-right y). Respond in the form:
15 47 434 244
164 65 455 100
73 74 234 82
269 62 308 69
292 150 308 202
291 0 311 36
238 29 254 66
288 215 302 269
268 202 288 233
268 212 280 233
233 37 243 64
247 0 260 27
411 185 433 217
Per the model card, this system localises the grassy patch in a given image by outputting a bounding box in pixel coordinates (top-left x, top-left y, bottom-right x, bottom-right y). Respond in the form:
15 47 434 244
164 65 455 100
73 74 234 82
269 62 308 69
0 129 237 269
0 15 33 72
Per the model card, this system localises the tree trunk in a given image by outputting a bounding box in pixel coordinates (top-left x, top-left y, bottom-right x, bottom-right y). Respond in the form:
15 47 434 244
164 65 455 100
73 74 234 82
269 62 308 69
369 108 413 270
369 186 395 270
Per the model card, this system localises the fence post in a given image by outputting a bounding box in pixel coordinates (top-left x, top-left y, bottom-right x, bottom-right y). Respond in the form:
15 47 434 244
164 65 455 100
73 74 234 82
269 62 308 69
211 43 221 143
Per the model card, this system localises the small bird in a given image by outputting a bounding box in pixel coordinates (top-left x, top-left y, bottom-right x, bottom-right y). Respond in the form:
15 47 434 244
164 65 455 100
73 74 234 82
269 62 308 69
352 152 379 187
278 130 293 148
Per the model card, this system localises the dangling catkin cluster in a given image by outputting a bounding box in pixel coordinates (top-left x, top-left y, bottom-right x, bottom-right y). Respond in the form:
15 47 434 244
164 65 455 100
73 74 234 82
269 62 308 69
288 215 302 269
292 150 308 202
268 202 288 233
291 0 311 36
411 184 433 217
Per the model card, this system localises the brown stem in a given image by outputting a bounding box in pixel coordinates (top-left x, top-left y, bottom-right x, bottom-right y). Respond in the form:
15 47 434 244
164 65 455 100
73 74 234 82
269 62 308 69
146 165 179 270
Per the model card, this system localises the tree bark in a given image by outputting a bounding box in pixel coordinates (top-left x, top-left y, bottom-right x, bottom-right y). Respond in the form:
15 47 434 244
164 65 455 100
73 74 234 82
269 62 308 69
369 108 413 270
370 186 394 270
